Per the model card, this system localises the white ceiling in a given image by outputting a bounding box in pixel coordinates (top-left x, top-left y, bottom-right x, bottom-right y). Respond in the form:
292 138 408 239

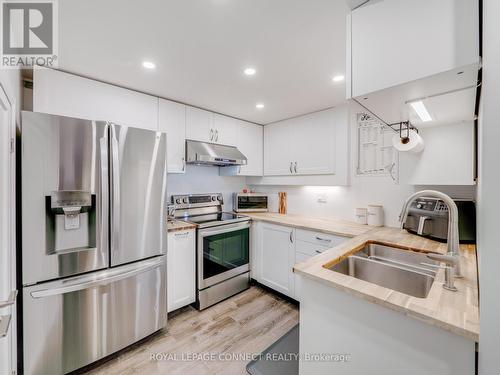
57 0 348 124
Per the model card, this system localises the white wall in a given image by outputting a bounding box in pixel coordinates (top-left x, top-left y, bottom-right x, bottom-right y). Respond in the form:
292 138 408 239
478 1 500 373
167 165 247 211
250 101 475 227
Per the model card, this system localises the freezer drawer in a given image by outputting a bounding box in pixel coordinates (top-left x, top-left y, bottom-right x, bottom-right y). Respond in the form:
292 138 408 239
22 256 166 375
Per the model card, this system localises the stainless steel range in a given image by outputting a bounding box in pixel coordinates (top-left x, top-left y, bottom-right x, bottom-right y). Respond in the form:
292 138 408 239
171 193 250 310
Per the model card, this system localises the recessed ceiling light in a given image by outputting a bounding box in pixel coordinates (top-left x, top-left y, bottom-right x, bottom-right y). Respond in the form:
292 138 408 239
142 61 156 69
244 67 257 76
256 103 265 109
332 75 345 82
410 101 433 122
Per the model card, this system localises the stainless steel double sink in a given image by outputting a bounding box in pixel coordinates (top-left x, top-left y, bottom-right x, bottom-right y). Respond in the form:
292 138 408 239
328 242 439 298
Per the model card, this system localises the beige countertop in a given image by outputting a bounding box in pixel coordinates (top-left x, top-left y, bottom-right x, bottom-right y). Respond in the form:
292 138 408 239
294 226 479 342
244 212 478 341
245 212 373 237
167 220 197 233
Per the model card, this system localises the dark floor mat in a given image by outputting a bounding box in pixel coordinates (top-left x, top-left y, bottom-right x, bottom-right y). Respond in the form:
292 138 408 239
246 324 299 375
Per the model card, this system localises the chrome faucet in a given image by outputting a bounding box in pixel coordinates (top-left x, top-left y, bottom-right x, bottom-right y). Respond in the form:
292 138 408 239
399 190 462 289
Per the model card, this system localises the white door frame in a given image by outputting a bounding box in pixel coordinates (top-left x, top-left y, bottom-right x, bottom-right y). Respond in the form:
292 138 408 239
0 83 16 375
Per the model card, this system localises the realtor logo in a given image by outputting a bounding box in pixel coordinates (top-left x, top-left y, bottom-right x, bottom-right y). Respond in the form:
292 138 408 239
1 0 58 68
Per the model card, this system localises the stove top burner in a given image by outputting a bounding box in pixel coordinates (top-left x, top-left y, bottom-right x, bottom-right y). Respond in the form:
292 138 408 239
180 212 249 228
172 193 250 228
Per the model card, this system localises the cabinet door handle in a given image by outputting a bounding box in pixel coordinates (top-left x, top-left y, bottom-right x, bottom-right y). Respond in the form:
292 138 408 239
215 129 219 142
315 250 323 254
238 166 241 174
289 162 293 174
290 232 293 243
294 162 297 173
209 129 214 141
182 157 185 172
174 231 190 237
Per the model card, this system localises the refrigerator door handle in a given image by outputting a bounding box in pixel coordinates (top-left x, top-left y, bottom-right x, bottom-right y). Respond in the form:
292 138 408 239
99 127 109 254
30 257 165 299
110 123 121 256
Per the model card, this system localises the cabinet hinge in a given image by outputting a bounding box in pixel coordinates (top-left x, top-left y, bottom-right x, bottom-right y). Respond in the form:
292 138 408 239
9 138 14 153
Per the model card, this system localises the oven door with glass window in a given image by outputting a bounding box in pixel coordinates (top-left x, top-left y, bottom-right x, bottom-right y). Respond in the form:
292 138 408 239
197 221 250 289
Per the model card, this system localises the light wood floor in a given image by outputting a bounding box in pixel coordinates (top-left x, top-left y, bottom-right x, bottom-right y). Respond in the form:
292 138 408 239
84 286 299 375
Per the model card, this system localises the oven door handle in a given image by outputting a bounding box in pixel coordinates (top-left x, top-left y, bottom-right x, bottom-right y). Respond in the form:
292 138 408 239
198 221 251 237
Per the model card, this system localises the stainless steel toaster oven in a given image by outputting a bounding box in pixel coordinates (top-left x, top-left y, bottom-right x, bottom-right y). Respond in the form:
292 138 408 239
233 193 268 213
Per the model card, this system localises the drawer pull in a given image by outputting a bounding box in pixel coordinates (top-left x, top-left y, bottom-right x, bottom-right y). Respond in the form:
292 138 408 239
315 250 323 254
315 236 332 242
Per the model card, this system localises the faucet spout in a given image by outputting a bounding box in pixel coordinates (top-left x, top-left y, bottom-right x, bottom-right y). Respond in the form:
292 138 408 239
400 190 462 280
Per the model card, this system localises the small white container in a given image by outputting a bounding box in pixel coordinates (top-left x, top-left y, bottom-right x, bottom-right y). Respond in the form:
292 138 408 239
367 205 384 227
355 208 368 225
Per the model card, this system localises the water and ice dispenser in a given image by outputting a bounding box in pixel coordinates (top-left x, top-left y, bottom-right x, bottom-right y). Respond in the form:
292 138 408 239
46 190 96 253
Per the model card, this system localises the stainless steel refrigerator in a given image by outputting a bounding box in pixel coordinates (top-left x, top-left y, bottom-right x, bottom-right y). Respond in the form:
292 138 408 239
20 111 168 375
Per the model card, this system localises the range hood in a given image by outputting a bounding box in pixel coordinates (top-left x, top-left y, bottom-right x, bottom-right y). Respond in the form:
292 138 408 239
186 140 247 166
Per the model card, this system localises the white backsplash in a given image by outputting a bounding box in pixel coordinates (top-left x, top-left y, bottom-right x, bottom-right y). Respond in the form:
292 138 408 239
252 184 475 227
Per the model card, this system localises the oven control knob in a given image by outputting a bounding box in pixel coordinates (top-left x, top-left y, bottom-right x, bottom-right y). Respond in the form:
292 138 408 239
211 195 217 202
175 198 182 204
416 203 423 209
183 197 189 204
217 196 222 201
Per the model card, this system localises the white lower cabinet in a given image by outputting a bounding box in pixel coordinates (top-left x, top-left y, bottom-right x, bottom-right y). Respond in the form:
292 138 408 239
252 222 348 301
258 223 296 298
167 229 196 312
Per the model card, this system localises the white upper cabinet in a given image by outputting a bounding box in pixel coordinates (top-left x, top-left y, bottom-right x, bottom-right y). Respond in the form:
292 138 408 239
159 99 186 174
291 109 336 175
264 108 337 176
350 0 479 97
186 106 213 142
348 0 480 126
399 122 475 185
212 114 237 146
237 121 263 176
220 120 263 176
33 68 159 130
186 106 237 146
264 120 293 175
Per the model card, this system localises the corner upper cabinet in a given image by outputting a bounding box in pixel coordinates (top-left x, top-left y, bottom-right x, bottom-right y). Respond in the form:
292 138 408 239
220 120 263 176
159 99 186 174
348 0 480 126
237 121 263 176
